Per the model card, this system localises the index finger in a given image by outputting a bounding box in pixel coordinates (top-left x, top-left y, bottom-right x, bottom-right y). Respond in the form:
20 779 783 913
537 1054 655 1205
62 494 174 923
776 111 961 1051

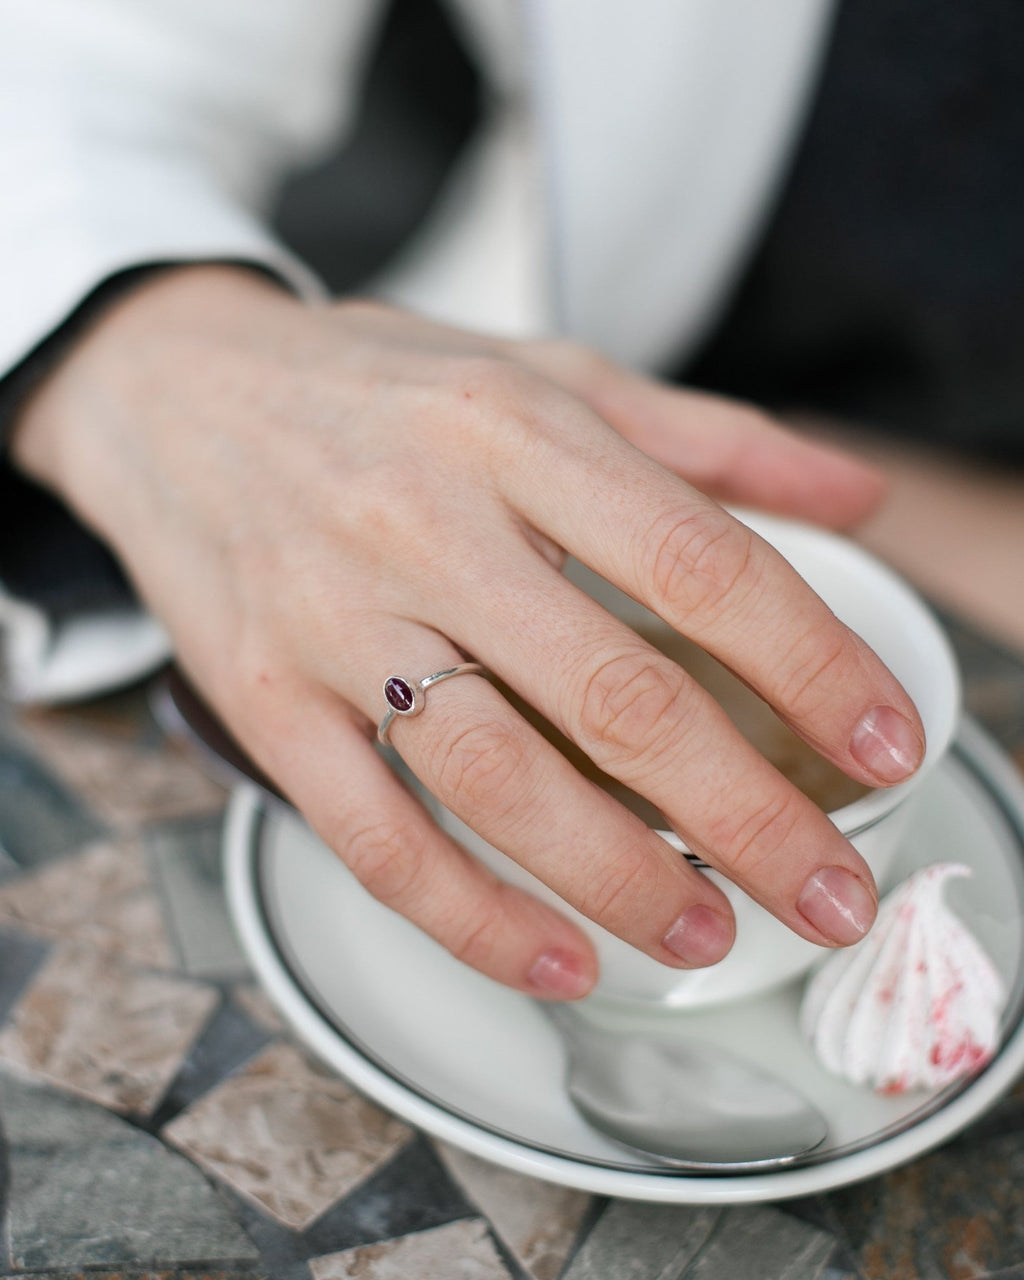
500 393 925 790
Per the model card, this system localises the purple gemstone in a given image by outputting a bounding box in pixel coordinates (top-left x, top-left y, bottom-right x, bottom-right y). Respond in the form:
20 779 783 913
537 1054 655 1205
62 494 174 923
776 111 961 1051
384 676 415 713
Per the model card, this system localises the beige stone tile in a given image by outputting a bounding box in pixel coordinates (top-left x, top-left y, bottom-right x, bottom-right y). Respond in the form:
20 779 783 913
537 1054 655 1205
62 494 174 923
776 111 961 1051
231 981 289 1035
310 1219 511 1280
19 709 226 828
0 943 217 1114
0 839 174 968
437 1142 590 1280
164 1042 411 1230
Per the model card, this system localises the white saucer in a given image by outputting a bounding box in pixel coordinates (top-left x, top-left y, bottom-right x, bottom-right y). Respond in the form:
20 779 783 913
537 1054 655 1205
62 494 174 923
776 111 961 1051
223 717 1024 1203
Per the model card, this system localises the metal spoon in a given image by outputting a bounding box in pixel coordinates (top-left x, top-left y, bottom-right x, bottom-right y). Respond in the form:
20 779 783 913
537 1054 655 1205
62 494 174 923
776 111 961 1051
154 667 829 1170
542 1002 828 1170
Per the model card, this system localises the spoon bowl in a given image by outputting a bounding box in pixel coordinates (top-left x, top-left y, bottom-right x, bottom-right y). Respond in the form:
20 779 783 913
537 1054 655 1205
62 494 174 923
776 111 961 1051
542 1002 828 1170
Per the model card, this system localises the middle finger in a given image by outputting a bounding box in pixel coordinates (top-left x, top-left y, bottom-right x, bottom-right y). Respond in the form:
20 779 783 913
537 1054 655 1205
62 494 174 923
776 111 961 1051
427 553 879 949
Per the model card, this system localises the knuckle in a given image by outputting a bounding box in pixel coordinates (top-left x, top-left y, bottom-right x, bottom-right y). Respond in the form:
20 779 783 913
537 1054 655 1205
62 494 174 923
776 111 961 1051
641 507 760 623
450 353 537 412
444 901 507 970
579 849 647 924
335 295 394 326
575 648 691 772
708 791 803 882
432 720 529 824
340 817 425 907
443 356 555 464
533 337 607 380
731 402 780 438
345 463 419 532
339 462 442 576
775 624 856 720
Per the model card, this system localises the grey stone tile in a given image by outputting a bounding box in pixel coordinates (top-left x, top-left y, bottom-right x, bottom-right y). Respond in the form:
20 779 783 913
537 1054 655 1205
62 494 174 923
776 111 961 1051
0 841 18 880
148 996 273 1130
0 733 104 866
685 1205 836 1279
302 1134 474 1256
437 1141 591 1280
146 816 249 979
310 1219 512 1279
562 1202 720 1280
0 929 49 1026
0 1068 258 1270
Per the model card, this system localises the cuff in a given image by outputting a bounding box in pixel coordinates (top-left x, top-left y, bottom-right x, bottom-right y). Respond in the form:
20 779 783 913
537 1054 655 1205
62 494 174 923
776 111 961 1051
0 588 171 705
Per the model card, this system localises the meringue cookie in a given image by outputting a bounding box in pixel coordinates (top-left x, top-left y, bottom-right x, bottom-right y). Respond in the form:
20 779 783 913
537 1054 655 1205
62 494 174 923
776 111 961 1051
801 863 1005 1094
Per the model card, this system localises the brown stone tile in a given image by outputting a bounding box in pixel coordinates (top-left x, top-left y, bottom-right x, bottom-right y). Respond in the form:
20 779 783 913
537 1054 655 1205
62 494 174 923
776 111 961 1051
164 1042 411 1230
310 1219 511 1279
19 704 226 828
437 1142 590 1280
0 943 217 1114
0 839 174 967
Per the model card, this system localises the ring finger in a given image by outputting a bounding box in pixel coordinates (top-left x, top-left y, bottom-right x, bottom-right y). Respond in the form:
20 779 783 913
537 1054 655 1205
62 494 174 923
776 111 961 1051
338 621 739 971
218 663 604 999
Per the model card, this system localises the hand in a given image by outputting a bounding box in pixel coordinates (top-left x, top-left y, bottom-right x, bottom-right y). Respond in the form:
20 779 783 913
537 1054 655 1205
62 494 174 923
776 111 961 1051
13 266 922 998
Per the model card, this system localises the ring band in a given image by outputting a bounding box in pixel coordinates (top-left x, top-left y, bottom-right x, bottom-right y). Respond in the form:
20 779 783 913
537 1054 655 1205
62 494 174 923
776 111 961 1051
378 662 487 746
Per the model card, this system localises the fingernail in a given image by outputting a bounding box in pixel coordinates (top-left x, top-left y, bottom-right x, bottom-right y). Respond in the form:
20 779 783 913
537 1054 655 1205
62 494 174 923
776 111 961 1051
798 866 876 944
528 949 593 1000
662 904 734 967
850 705 925 783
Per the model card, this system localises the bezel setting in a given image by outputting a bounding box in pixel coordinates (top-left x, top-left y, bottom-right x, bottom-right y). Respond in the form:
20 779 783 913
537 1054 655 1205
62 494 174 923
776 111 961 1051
383 675 421 717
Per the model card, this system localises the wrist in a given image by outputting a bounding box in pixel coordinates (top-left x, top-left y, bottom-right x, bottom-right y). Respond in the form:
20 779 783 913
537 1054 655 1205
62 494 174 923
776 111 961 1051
10 263 295 514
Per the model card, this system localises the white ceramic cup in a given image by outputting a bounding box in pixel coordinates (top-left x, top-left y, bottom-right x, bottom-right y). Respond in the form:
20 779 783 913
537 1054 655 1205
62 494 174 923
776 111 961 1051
414 509 961 1009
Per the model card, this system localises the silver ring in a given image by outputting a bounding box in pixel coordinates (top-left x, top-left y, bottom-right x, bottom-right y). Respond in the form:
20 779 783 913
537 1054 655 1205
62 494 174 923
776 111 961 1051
377 662 487 747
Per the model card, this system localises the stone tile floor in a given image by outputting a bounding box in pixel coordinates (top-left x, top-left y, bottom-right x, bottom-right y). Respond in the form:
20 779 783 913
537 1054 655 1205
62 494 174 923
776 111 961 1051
0 616 1022 1280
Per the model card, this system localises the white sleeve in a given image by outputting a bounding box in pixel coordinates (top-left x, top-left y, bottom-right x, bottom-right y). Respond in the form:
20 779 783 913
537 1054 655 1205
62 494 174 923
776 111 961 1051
0 0 386 702
0 0 387 376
